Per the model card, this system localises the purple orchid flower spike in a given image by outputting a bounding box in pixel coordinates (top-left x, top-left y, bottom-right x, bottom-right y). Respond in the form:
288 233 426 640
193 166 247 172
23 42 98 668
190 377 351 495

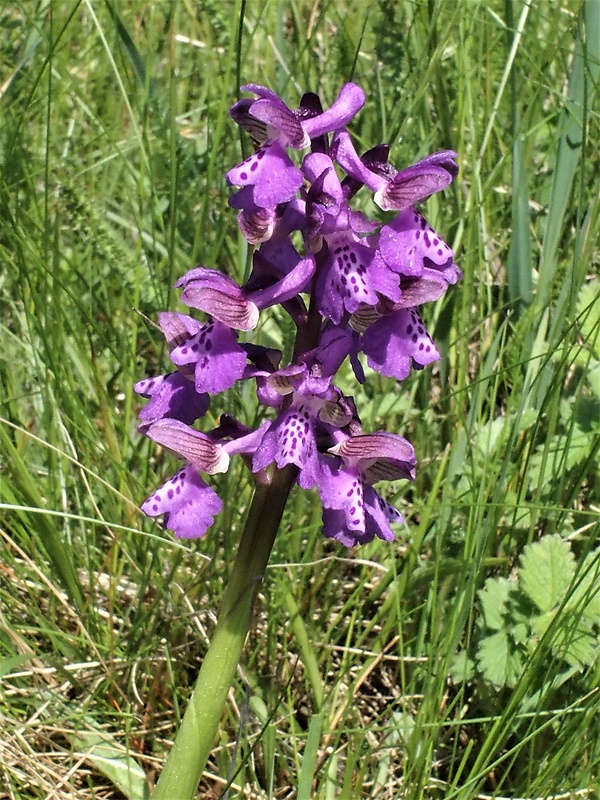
137 79 460 550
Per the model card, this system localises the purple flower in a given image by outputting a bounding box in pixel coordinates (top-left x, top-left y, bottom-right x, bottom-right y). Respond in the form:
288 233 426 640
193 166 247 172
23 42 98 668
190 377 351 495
227 83 366 211
361 307 440 380
170 319 247 395
373 209 460 283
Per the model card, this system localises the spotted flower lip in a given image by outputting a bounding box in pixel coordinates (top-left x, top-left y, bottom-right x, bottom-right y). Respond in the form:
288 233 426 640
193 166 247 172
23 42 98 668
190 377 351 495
316 456 404 547
137 80 460 547
170 319 247 395
361 307 440 380
141 466 222 539
134 371 210 427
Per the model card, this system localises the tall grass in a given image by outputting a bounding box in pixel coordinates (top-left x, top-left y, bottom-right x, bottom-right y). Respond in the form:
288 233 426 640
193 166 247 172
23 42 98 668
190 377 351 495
1 1 598 798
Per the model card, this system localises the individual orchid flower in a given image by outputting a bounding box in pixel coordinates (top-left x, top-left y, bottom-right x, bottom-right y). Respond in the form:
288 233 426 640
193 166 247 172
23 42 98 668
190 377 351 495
333 129 458 211
316 432 416 546
226 83 366 210
140 417 268 539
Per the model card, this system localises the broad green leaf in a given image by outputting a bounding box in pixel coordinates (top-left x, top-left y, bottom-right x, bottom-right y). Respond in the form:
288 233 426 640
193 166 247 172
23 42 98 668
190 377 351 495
478 576 513 631
520 535 575 613
476 630 523 689
71 731 149 800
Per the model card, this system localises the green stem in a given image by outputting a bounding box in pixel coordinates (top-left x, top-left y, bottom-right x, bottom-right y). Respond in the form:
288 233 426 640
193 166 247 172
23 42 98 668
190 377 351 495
151 464 297 799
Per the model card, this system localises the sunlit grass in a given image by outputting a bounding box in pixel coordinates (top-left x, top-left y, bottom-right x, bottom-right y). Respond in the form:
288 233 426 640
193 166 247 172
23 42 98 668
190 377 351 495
1 1 599 798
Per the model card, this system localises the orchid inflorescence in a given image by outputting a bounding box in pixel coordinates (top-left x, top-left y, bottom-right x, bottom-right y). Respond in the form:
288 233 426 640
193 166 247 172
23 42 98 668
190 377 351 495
136 82 460 547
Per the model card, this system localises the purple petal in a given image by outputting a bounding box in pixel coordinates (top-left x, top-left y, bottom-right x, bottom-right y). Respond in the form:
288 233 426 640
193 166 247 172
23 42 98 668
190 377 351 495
331 129 384 192
142 467 222 539
176 268 259 331
239 83 283 101
302 83 366 139
222 421 269 457
329 432 416 482
227 142 303 208
309 324 355 378
144 418 230 474
158 312 201 351
317 458 401 545
229 98 268 141
375 164 455 211
249 98 309 148
247 255 316 310
302 153 344 202
367 253 403 303
363 485 402 540
135 371 210 426
317 459 366 530
378 210 454 276
362 308 440 380
170 320 247 395
417 149 459 177
394 270 453 308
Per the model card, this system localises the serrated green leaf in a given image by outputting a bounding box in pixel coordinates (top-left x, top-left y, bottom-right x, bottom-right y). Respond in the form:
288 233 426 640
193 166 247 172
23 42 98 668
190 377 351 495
511 621 529 646
567 549 600 623
476 630 524 689
478 576 513 630
530 610 556 640
587 360 600 400
520 535 575 613
449 650 476 684
555 623 598 669
527 428 593 494
576 278 600 355
554 615 597 668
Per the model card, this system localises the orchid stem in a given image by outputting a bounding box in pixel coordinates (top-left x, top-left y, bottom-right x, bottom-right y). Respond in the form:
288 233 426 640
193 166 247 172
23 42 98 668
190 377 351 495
151 464 297 800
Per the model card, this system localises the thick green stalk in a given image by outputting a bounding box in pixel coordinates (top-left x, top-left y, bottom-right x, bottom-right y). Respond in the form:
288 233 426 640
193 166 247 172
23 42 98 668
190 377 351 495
151 464 297 799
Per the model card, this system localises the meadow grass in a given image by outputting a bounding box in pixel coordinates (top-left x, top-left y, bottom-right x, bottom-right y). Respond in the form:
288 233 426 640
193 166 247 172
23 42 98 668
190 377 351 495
1 1 599 798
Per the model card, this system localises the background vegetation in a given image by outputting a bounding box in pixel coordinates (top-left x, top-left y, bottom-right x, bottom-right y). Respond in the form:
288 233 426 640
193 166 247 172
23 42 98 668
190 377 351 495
1 0 599 797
